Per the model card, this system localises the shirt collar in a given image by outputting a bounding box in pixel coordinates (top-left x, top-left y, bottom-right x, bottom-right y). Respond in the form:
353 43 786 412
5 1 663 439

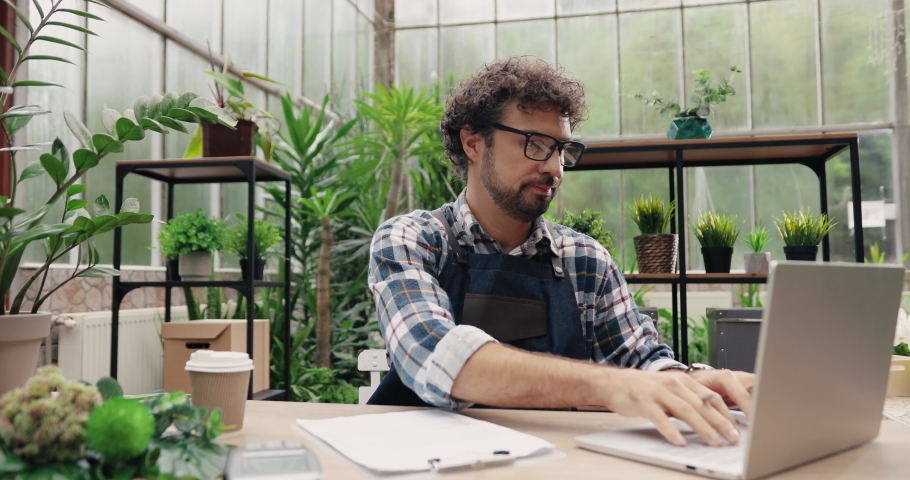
447 189 559 257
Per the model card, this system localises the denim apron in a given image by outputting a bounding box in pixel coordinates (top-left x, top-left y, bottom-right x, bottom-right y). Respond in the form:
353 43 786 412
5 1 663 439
367 208 590 406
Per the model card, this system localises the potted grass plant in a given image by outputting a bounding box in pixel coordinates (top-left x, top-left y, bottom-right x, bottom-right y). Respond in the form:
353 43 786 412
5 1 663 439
691 212 740 273
774 210 836 262
633 66 742 140
223 214 281 281
157 210 226 281
743 227 771 274
628 195 678 274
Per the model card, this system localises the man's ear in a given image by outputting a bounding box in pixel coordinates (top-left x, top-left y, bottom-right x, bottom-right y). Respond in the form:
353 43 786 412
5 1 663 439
460 126 484 164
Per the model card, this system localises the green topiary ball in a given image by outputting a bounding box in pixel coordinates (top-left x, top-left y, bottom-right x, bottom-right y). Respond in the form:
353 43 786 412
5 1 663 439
85 397 154 461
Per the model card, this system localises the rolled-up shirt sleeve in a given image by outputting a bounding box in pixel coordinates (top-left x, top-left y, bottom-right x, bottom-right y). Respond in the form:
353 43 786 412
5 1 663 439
368 213 497 408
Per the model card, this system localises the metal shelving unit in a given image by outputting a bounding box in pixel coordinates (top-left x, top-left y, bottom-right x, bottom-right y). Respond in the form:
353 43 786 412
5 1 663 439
577 133 864 363
111 156 293 400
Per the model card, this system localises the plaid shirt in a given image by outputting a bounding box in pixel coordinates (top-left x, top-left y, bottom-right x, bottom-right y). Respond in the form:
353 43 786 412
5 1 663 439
368 191 682 408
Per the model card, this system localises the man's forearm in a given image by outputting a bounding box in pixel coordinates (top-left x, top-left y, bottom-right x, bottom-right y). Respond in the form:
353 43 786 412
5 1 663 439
450 343 609 408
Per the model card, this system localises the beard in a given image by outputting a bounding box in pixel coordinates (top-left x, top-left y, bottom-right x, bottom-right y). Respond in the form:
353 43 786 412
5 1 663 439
480 148 558 223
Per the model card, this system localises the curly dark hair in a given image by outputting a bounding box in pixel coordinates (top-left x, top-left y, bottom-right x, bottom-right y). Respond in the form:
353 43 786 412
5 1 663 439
440 57 588 182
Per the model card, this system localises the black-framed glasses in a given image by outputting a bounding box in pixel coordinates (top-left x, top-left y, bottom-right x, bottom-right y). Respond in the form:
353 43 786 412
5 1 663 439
492 123 587 167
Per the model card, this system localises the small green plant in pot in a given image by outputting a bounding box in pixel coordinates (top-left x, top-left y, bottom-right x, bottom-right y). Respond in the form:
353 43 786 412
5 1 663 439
774 210 836 262
691 212 740 273
223 214 281 280
628 195 678 274
158 209 226 281
633 65 742 140
743 226 771 274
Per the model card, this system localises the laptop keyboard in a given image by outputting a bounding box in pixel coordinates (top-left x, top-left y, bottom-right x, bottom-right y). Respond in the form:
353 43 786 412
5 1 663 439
644 433 746 466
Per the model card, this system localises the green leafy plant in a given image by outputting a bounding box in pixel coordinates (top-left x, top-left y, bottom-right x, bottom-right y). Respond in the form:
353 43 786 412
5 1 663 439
157 209 226 258
633 65 742 118
654 311 710 365
691 212 739 248
736 284 764 308
558 208 617 259
223 214 282 259
628 195 676 235
743 226 770 253
774 210 837 247
865 242 910 265
0 2 237 315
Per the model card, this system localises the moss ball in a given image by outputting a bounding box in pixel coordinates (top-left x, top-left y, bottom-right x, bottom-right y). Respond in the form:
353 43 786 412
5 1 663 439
85 397 154 461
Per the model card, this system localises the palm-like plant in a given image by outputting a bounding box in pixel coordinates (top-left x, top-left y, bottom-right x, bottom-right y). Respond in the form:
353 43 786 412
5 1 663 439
691 212 739 248
628 195 675 235
774 210 836 247
743 227 769 253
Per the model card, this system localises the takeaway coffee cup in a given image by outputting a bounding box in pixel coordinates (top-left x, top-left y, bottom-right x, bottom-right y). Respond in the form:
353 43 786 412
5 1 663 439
185 350 254 431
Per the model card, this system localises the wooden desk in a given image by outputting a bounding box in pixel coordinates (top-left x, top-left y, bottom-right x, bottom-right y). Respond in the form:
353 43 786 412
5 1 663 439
223 401 910 479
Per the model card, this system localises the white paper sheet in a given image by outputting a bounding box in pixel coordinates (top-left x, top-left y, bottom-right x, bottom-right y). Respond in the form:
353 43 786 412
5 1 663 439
296 409 555 473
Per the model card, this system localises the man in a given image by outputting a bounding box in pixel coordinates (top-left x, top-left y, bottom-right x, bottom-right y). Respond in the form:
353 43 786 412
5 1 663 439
367 57 753 447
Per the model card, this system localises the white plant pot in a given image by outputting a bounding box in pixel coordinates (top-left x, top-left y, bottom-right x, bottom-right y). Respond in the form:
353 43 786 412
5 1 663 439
0 311 52 395
744 252 771 274
179 251 213 281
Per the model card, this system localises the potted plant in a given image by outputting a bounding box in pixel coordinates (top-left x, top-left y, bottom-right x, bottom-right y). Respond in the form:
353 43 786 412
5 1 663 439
157 210 225 281
557 208 618 260
628 195 678 274
0 367 229 478
774 210 836 262
633 65 742 140
0 3 237 395
691 212 740 273
197 60 283 159
223 214 281 280
743 226 771 274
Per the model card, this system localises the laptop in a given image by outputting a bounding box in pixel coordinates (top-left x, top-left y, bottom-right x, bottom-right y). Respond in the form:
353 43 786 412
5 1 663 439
575 261 906 480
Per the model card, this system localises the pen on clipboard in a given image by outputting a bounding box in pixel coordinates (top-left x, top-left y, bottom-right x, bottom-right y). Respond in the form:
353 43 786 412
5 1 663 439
428 450 514 472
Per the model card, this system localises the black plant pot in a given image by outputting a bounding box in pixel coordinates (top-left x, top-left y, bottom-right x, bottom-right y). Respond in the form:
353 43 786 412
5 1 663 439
202 119 258 157
239 258 267 281
166 258 180 281
783 245 818 262
701 247 733 273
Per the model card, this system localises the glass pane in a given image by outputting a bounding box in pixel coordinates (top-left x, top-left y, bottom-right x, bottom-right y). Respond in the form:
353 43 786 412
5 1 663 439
557 14 619 138
821 0 890 124
20 0 87 263
439 24 496 80
84 0 164 266
682 4 748 131
304 0 332 100
619 9 682 135
395 0 437 27
267 0 304 117
497 20 555 62
825 131 894 262
557 171 625 263
439 0 495 25
396 28 439 87
618 0 680 11
357 0 375 92
622 170 672 270
557 0 616 15
497 0 554 21
749 0 818 128
333 0 358 114
754 164 819 264
685 167 752 271
683 0 738 5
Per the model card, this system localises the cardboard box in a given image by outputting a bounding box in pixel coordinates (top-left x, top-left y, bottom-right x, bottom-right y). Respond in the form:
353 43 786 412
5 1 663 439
162 319 270 394
887 355 910 397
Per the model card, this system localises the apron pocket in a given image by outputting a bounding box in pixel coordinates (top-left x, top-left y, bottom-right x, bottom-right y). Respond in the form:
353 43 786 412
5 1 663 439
462 293 547 342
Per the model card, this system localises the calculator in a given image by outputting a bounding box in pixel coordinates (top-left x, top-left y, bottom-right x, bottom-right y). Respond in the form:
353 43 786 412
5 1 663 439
223 441 324 480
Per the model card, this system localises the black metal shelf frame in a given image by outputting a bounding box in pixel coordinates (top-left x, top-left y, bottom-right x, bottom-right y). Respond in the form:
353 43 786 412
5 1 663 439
111 157 293 401
578 136 863 364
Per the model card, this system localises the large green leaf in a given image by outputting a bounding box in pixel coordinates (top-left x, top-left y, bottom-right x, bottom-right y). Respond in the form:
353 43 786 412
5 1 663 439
94 194 110 217
73 148 100 170
51 138 69 177
21 54 77 66
6 115 32 135
121 197 140 213
17 162 44 182
0 25 20 54
156 115 188 133
11 80 64 88
159 91 178 115
153 438 228 480
46 21 97 36
39 153 65 185
3 0 32 33
101 108 121 136
133 95 150 119
31 0 44 18
146 94 163 118
65 199 88 212
92 133 123 154
57 8 105 21
139 117 168 134
35 35 85 51
182 125 202 158
205 71 245 99
14 205 50 230
175 92 199 110
92 214 118 234
0 105 51 119
79 266 121 277
0 246 24 307
67 184 85 197
166 108 199 123
115 116 144 141
64 110 95 152
0 207 24 218
11 223 70 246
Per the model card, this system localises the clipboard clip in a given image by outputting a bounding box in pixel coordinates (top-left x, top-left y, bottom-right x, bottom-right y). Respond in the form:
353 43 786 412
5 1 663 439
428 451 514 473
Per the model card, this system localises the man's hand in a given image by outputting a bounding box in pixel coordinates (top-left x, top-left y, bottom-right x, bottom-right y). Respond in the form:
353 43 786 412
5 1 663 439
596 368 754 447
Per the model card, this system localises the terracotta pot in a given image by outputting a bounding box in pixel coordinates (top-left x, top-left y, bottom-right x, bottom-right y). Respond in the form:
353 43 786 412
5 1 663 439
202 119 257 157
0 312 53 396
744 252 771 274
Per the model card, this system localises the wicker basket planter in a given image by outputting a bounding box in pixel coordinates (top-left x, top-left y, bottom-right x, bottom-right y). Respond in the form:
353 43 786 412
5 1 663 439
633 234 678 274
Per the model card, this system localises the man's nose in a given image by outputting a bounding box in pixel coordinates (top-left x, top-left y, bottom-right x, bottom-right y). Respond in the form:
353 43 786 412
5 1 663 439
539 149 564 178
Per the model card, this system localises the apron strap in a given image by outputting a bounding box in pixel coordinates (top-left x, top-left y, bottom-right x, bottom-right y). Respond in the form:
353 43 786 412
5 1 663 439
551 254 565 279
431 209 467 264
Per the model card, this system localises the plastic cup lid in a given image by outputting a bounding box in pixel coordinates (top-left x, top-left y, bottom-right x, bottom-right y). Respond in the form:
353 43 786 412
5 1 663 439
185 350 254 373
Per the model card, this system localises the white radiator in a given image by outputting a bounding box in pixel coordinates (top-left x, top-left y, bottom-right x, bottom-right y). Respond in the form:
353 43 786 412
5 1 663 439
56 306 190 395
